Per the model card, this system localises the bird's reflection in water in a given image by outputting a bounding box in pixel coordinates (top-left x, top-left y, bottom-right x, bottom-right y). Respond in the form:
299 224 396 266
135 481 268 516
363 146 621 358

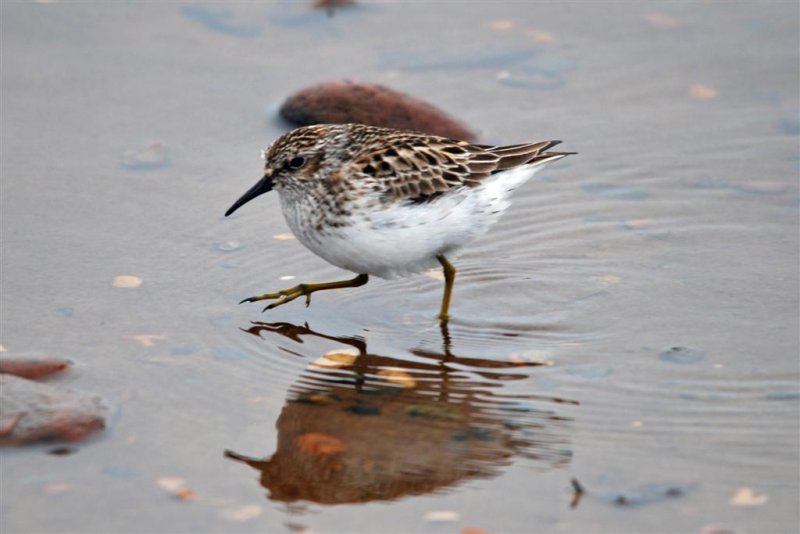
225 321 577 505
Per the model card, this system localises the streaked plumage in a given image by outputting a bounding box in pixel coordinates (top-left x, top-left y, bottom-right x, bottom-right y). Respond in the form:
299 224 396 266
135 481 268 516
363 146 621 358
225 123 574 320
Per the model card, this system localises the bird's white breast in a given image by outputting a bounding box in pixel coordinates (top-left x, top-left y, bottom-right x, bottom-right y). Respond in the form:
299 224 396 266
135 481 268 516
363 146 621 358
279 163 545 279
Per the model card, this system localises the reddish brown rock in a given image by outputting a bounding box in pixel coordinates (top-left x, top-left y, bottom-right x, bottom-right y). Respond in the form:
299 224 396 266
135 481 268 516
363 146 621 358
280 81 475 141
0 375 106 445
0 355 71 379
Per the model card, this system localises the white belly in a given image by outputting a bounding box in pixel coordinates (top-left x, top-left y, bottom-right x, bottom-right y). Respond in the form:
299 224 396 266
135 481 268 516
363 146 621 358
280 165 541 279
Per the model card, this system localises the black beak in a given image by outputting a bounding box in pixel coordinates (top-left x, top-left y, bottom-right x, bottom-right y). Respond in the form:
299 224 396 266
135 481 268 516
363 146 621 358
225 173 274 216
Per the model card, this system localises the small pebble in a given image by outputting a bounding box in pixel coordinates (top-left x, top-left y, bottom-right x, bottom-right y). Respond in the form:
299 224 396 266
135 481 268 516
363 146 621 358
42 482 73 494
490 20 513 31
121 143 169 171
174 488 195 501
689 83 719 99
113 275 142 288
729 487 768 506
644 13 681 29
526 29 554 43
125 335 166 348
425 510 460 522
157 477 187 492
218 504 264 521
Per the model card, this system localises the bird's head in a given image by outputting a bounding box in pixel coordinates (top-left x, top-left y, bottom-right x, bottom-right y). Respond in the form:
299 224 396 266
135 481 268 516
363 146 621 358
225 124 344 217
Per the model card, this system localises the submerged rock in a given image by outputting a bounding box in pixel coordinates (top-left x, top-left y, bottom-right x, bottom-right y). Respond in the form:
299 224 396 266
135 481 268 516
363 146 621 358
280 81 475 141
659 346 705 364
610 482 695 507
0 375 107 445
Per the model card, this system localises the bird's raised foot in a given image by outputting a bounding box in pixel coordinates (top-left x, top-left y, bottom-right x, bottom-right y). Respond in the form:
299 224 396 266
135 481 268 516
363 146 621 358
239 283 313 312
237 274 369 313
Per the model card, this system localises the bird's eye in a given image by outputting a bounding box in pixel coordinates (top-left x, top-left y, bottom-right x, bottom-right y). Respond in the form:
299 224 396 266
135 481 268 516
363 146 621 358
288 156 306 169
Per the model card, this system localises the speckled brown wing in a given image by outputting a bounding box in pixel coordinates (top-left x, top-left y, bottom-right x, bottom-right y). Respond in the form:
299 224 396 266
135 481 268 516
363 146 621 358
350 133 569 203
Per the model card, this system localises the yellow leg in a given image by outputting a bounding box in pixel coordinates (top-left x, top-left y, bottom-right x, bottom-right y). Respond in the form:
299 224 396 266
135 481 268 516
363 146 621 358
437 255 456 323
240 274 368 312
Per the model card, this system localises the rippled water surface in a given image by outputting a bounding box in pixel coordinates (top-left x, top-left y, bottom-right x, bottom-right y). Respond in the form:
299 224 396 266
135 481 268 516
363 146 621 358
1 2 798 533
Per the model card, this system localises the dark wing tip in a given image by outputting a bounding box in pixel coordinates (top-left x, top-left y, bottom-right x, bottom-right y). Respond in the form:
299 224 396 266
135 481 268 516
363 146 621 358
525 150 576 166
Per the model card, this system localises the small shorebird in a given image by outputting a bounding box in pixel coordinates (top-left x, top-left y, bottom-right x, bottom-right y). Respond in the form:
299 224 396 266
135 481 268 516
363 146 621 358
225 123 573 322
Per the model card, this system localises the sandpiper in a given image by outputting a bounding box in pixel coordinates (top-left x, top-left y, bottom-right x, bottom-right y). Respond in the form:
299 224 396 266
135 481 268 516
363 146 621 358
225 123 573 322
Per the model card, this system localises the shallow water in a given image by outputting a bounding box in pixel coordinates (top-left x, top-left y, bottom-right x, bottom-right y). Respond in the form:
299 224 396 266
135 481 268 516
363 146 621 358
1 1 798 533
